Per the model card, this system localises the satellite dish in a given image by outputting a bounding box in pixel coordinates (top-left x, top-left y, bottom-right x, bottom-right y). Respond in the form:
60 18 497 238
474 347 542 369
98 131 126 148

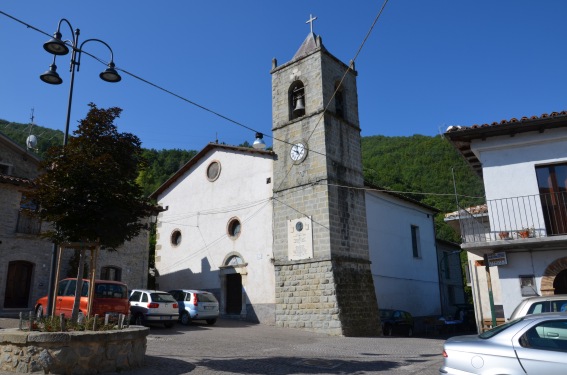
26 134 38 150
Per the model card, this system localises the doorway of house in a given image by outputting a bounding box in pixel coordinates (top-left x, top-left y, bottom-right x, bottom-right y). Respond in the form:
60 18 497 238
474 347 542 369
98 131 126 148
4 261 33 308
225 273 242 314
554 269 567 294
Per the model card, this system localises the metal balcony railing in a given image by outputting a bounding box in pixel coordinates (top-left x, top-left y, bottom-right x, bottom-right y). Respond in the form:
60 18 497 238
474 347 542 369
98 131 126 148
456 192 567 244
16 209 42 235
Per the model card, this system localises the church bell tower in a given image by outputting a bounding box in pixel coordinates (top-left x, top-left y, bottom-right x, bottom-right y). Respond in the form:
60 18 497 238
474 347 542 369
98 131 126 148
271 16 380 336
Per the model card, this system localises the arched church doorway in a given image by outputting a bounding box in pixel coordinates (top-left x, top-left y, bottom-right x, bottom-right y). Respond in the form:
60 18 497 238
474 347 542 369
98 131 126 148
554 269 567 294
4 261 33 308
219 253 247 318
226 273 242 314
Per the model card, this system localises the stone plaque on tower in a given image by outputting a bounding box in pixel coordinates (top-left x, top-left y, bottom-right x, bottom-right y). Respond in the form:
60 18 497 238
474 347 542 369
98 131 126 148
288 217 313 260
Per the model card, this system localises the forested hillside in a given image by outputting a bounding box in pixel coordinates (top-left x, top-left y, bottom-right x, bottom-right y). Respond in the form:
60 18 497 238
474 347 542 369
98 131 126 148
2 119 485 241
362 135 485 241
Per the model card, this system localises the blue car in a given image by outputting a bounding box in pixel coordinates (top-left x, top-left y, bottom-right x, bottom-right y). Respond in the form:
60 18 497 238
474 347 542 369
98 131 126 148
168 289 219 325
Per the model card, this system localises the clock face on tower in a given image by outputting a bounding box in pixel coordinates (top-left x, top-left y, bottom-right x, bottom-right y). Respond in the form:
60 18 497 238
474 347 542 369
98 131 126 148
290 142 307 163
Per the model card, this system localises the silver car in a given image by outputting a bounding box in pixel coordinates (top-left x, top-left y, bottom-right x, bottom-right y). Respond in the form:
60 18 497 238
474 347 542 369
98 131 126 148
129 289 179 328
509 294 567 320
168 289 219 325
440 312 567 375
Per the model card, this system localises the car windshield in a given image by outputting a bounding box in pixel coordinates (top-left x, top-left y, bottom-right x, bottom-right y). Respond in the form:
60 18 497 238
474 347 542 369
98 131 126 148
479 318 523 339
379 310 393 319
151 293 176 303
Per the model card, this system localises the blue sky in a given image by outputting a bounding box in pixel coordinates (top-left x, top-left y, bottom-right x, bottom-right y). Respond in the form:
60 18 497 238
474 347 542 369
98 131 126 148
1 1 567 151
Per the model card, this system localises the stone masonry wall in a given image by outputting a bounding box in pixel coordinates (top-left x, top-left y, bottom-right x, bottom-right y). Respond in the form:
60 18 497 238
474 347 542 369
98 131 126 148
0 327 148 374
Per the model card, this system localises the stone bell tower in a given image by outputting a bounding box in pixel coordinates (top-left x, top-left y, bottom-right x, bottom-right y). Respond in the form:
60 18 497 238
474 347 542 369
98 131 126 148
271 16 380 336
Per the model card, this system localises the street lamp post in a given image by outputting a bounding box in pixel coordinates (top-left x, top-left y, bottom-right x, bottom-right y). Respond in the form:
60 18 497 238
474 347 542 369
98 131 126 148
40 18 121 316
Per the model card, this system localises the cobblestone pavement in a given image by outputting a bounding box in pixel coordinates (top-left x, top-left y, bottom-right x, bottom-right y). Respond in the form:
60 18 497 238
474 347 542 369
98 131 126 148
0 318 450 374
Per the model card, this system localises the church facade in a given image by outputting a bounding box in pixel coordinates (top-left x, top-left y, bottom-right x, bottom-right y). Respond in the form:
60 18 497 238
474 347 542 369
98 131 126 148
152 22 451 336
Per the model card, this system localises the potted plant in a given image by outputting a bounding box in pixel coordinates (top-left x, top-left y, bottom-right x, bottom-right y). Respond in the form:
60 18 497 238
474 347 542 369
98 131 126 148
516 228 535 238
498 231 510 239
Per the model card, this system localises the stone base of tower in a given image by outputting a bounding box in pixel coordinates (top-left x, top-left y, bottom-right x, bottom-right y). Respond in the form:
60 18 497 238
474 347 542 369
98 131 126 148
274 258 381 336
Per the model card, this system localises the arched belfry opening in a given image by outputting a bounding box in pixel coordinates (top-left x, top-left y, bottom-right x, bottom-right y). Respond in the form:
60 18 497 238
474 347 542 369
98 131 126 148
289 81 305 120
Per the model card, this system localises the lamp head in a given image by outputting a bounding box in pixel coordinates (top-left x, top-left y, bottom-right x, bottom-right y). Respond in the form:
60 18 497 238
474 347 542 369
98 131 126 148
253 132 266 149
40 64 63 85
43 32 70 56
99 62 121 83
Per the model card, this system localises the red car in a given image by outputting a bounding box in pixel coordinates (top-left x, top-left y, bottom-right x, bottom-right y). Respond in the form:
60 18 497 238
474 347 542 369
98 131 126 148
35 278 130 319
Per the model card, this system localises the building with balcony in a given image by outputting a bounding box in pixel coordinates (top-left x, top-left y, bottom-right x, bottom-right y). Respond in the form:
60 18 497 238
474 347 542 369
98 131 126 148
444 111 567 330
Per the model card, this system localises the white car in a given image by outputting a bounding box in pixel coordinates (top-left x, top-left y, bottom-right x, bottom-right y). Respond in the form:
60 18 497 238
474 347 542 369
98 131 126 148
440 312 567 375
129 289 179 328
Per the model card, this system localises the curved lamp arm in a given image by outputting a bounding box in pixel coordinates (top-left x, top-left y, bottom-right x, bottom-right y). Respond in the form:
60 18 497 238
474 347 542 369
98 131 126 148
77 39 121 82
44 18 77 56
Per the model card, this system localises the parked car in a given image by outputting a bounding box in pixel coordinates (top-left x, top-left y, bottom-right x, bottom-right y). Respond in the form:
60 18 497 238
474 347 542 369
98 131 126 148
509 294 567 320
168 289 219 325
440 312 567 375
35 278 129 319
379 309 414 336
129 289 179 328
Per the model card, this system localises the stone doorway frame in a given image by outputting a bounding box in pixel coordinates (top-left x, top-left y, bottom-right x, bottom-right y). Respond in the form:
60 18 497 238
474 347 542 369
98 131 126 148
218 252 247 319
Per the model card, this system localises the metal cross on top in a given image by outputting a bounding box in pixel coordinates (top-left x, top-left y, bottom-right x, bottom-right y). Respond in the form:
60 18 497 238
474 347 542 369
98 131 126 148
306 14 317 34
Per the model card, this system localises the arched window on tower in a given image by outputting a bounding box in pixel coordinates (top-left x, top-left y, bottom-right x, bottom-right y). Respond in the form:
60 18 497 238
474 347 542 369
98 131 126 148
289 81 305 120
334 82 345 119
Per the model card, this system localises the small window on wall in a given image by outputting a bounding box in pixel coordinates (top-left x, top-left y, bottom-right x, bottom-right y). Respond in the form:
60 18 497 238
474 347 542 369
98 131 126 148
171 229 182 246
101 266 122 281
227 218 241 239
411 225 421 258
520 275 538 297
207 161 221 181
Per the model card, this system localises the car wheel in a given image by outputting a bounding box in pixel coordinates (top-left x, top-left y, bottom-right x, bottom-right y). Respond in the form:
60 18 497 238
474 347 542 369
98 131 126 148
133 313 144 326
206 318 217 325
407 326 413 337
164 322 175 328
36 305 43 319
181 312 192 325
384 325 393 336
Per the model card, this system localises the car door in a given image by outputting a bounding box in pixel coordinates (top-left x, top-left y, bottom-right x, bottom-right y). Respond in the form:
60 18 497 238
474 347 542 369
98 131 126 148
513 319 567 375
59 279 77 317
53 280 69 315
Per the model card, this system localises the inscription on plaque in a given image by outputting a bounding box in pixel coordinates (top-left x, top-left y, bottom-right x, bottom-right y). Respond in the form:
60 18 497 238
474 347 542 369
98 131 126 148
288 217 313 260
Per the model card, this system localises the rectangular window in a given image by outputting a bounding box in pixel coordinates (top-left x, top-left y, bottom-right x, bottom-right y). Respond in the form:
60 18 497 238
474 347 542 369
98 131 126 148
411 225 421 258
536 163 567 235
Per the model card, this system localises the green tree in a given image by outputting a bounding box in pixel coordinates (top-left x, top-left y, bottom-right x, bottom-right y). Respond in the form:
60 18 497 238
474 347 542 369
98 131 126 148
30 104 155 320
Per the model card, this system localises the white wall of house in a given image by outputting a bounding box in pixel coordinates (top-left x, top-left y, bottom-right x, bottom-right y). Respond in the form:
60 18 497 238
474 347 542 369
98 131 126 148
155 147 275 323
473 128 567 201
496 250 566 318
365 191 441 317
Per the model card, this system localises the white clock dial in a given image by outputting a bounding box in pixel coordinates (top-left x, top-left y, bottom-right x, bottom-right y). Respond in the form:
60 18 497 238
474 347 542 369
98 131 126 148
290 143 306 161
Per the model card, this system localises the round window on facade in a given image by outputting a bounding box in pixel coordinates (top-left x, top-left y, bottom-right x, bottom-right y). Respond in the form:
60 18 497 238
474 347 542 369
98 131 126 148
171 230 182 246
207 161 221 181
227 218 241 239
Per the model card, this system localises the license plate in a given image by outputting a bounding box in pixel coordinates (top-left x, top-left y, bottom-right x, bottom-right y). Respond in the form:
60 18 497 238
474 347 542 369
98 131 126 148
204 306 214 310
160 316 170 320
